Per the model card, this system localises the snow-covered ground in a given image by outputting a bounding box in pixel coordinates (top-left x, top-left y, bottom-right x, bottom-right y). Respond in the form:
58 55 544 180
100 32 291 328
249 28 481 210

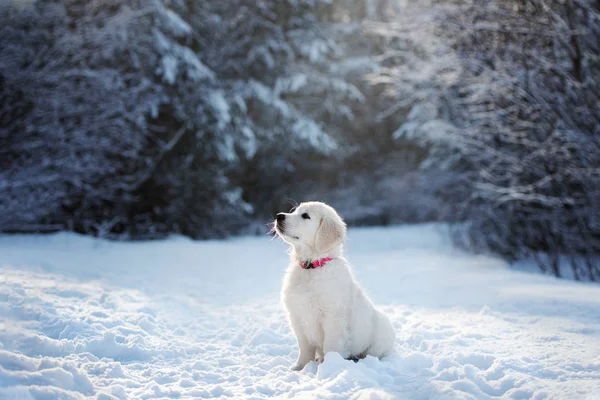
0 224 599 399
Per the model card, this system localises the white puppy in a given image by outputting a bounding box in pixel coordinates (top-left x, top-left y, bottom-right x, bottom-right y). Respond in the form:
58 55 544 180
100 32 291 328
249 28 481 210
275 201 395 371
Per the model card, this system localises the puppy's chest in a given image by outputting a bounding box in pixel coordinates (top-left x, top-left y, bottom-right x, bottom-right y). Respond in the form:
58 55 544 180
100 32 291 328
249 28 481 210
283 270 337 312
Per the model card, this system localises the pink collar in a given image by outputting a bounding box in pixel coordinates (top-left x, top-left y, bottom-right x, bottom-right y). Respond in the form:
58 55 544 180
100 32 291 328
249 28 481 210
301 257 333 269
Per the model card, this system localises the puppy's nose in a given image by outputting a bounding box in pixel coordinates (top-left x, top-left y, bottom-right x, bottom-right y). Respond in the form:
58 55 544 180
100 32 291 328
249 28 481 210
277 213 286 222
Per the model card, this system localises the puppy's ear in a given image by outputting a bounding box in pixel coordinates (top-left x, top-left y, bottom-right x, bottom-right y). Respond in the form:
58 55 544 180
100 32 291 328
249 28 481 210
315 216 346 253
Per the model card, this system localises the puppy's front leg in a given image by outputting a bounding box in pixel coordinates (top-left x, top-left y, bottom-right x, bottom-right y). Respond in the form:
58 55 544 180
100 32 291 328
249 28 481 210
289 316 315 371
315 347 324 363
322 316 349 358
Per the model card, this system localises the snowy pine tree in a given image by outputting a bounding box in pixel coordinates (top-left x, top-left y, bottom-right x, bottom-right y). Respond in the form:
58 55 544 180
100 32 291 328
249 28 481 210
371 0 600 279
1 0 398 236
186 0 390 218
0 0 251 238
438 0 600 280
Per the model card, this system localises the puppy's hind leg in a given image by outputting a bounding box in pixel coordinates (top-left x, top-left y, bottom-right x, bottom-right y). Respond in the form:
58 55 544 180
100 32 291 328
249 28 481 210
345 351 366 363
289 316 316 371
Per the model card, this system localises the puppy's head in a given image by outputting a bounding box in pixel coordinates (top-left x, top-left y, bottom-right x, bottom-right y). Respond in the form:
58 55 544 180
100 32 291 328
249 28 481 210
274 201 347 255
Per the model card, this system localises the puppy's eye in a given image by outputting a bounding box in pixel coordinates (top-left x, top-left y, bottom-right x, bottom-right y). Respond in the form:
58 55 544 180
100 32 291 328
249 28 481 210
301 213 310 219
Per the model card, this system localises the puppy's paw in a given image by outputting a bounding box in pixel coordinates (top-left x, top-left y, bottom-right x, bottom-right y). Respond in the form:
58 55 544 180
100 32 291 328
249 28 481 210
290 364 304 371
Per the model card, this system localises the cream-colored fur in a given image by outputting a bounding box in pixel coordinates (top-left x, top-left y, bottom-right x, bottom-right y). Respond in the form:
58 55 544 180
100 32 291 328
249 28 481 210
275 201 396 371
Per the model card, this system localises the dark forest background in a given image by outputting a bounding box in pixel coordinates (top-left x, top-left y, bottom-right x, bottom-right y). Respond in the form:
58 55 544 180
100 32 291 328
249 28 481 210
1 0 599 279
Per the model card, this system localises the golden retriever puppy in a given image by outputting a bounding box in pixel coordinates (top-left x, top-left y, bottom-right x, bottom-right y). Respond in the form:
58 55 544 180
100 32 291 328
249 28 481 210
275 201 395 371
